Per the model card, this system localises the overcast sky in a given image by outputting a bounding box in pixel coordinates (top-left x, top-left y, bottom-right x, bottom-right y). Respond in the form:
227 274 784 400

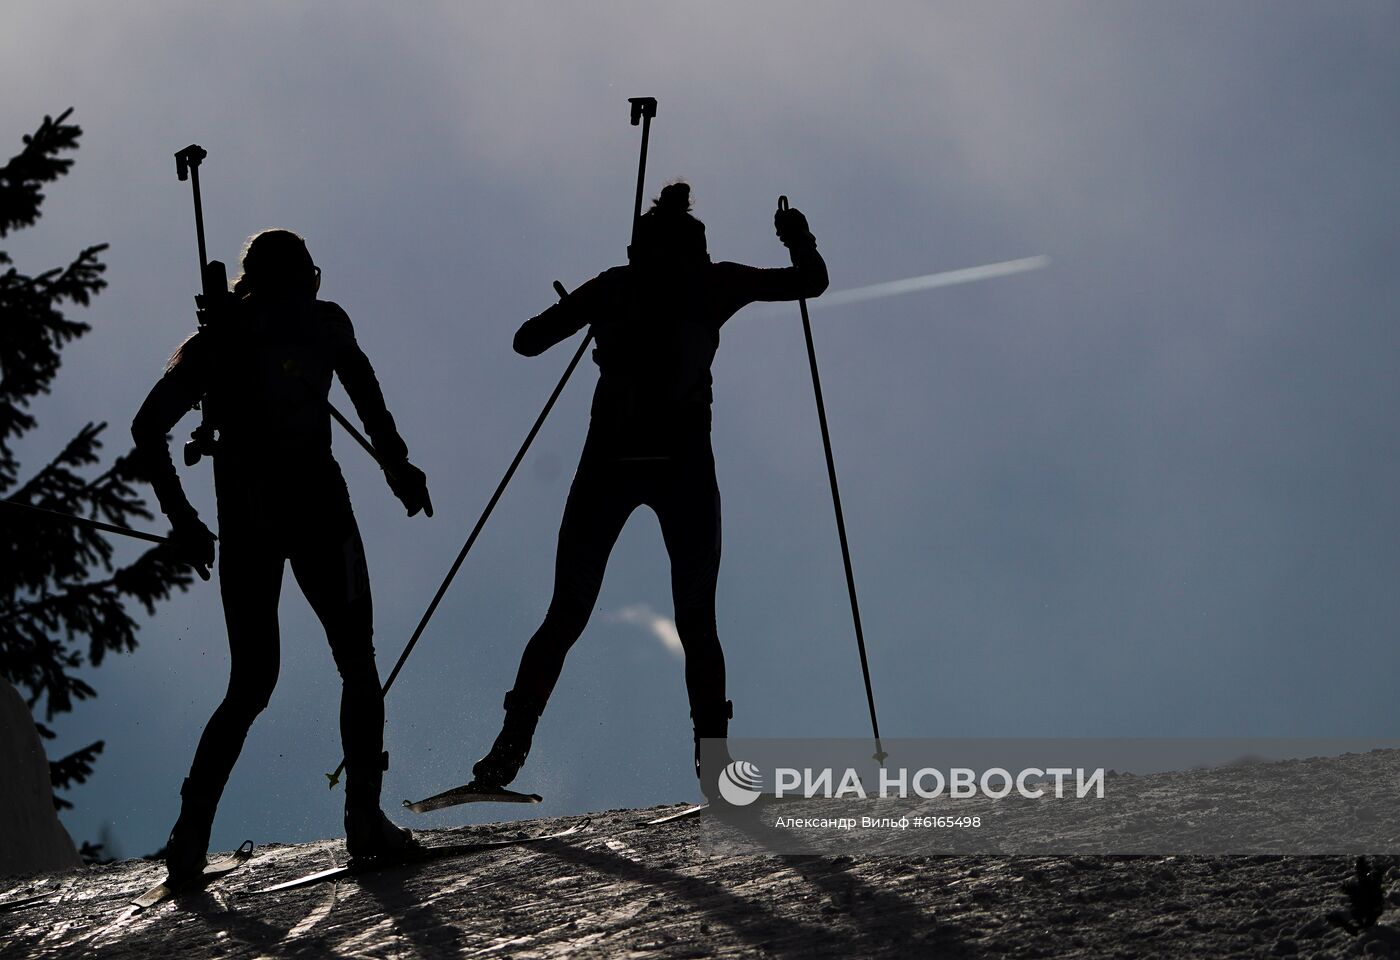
3 2 1398 857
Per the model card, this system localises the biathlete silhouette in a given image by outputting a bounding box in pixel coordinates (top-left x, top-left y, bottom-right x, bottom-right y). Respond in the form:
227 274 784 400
467 182 828 799
132 229 433 885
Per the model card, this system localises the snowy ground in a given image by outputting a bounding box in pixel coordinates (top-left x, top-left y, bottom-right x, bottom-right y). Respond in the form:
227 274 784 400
4 754 1400 958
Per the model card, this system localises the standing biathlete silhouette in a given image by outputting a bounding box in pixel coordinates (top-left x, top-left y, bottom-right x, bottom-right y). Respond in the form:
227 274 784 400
467 182 828 799
132 229 434 885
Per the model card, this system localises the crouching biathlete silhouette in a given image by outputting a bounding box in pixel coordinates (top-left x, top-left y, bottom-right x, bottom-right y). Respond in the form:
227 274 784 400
468 183 827 799
132 230 433 884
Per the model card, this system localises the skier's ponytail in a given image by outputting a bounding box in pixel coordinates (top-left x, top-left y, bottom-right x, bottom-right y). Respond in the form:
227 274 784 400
632 180 708 265
654 182 692 214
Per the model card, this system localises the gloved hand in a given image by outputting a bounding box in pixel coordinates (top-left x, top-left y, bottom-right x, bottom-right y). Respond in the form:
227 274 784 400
774 206 815 249
169 513 217 581
386 460 433 518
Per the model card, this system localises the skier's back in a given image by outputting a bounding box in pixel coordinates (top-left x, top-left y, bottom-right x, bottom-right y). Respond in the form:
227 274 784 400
132 229 433 884
471 182 827 796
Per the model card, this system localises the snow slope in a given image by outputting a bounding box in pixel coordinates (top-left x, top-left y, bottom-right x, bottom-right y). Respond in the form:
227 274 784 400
5 752 1400 957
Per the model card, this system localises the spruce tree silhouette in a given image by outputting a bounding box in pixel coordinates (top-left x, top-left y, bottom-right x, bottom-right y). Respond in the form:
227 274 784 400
0 110 195 863
132 227 433 886
469 182 827 800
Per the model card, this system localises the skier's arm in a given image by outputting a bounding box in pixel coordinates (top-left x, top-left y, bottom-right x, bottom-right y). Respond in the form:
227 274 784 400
131 333 217 579
326 304 432 517
131 334 207 526
513 272 613 356
715 208 829 312
326 304 409 464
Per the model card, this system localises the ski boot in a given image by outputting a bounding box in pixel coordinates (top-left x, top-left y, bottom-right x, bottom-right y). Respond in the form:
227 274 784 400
344 750 420 864
345 807 419 864
468 690 546 791
163 777 219 887
692 700 734 803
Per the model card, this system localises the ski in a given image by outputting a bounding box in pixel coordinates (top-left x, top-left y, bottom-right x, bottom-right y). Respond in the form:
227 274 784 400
403 783 542 814
0 893 49 915
646 795 810 825
130 840 254 911
254 822 584 895
647 803 710 825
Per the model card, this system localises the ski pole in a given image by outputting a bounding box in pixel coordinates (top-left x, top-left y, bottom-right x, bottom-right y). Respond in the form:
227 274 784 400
326 96 659 788
372 284 588 702
779 195 887 765
0 498 168 545
325 285 590 789
325 403 380 466
174 144 369 469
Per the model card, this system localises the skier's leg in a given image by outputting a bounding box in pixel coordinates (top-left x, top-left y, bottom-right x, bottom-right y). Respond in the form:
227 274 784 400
166 537 284 881
654 456 725 714
291 506 413 861
472 462 636 788
514 464 637 701
652 455 730 795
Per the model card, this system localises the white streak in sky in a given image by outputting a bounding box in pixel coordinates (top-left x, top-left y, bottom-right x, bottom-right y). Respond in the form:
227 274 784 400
757 255 1050 315
609 604 684 659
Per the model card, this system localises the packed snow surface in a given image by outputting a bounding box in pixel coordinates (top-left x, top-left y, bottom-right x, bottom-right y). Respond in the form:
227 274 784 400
6 750 1400 957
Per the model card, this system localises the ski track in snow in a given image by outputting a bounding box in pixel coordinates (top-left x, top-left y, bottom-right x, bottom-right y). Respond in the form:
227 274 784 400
6 751 1400 957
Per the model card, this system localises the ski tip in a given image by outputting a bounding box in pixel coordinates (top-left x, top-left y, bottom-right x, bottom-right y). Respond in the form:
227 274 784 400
402 786 544 814
129 889 168 912
129 844 255 908
0 893 48 915
646 804 709 825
